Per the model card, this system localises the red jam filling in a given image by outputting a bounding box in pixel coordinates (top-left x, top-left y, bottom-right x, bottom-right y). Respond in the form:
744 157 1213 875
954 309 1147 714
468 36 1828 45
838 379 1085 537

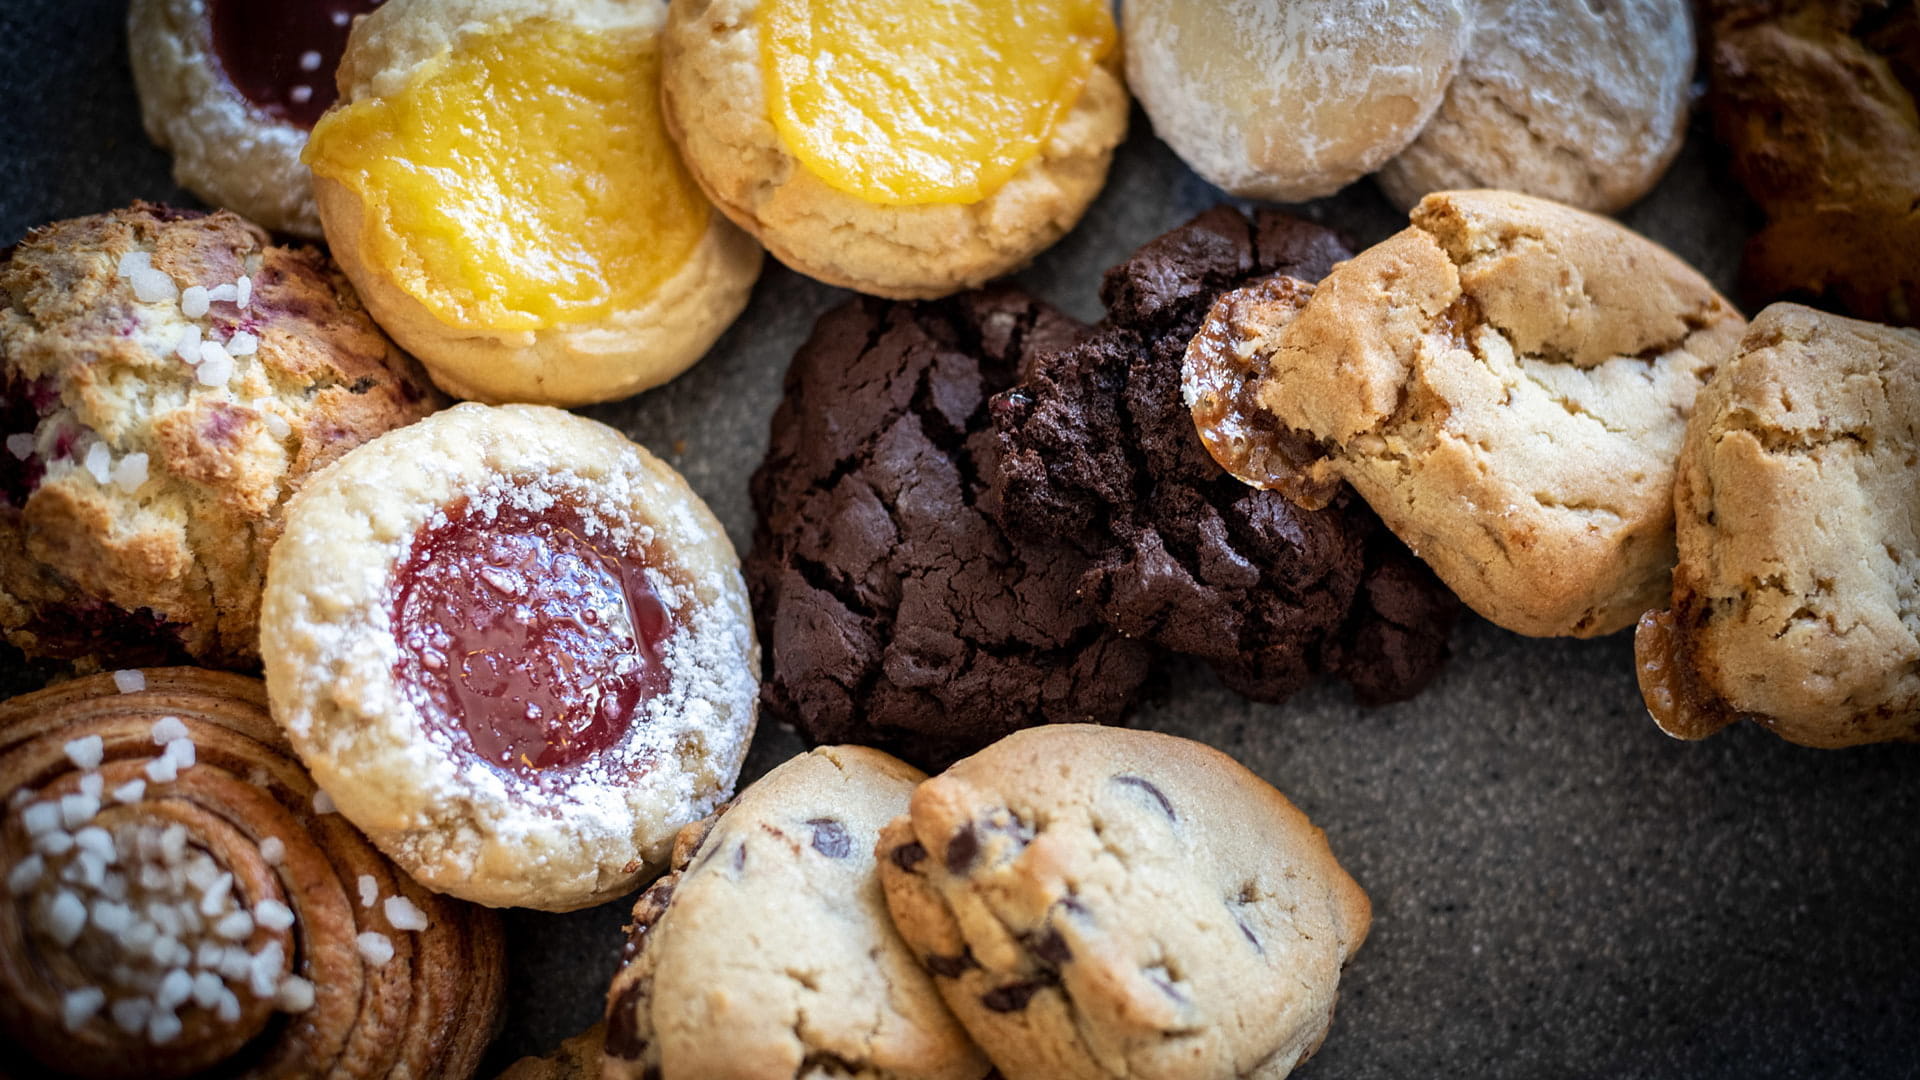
391 497 673 777
209 0 384 129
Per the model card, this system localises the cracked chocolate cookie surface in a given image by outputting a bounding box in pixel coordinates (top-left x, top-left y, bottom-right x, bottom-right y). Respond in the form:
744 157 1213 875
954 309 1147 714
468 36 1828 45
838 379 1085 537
990 207 1458 704
603 746 989 1080
1637 304 1920 747
0 202 440 668
747 289 1153 768
1190 189 1746 637
875 725 1371 1080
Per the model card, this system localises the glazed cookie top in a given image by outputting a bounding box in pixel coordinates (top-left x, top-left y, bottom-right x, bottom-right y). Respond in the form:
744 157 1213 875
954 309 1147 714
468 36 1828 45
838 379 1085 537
1186 189 1746 637
261 404 758 910
660 0 1128 298
304 0 761 405
1638 304 1920 747
603 746 989 1080
0 203 438 668
876 725 1371 1080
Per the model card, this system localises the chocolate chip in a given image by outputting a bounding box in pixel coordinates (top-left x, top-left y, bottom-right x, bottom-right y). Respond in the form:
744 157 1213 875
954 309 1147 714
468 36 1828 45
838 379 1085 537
923 950 979 978
945 824 980 874
807 817 852 859
1114 774 1176 820
891 841 928 871
1235 914 1262 953
1025 927 1073 967
1144 964 1186 1002
981 976 1055 1013
733 842 747 872
603 977 651 1060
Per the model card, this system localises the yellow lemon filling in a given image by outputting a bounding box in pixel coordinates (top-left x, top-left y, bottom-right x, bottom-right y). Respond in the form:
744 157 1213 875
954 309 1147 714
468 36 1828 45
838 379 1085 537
761 0 1116 206
305 21 707 332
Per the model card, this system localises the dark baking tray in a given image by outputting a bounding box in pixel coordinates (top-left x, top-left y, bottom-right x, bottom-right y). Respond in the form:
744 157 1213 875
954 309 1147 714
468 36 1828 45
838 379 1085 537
3 3 1917 1077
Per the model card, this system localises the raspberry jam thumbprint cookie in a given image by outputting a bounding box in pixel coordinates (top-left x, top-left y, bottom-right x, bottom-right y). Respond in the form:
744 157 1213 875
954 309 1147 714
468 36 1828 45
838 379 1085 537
260 404 759 911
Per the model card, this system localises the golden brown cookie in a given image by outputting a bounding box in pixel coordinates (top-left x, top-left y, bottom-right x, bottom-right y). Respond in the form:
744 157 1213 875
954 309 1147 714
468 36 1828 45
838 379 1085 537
0 203 439 670
261 404 758 911
660 0 1128 299
304 0 761 406
128 0 383 237
1637 304 1920 747
875 725 1370 1080
1377 0 1695 212
602 747 989 1080
1706 0 1920 325
1125 0 1471 201
495 1025 606 1080
1183 190 1746 638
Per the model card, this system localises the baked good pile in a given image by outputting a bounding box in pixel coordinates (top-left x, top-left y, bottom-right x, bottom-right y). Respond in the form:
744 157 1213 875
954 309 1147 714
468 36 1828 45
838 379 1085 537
1 0 1913 1076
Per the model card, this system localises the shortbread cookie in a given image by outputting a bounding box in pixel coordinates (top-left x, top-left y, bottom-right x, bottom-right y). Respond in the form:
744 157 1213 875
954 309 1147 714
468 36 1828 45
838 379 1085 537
603 746 990 1080
1185 190 1746 638
660 0 1127 298
1376 0 1694 212
1637 304 1920 747
261 404 758 910
876 725 1371 1080
1707 0 1920 325
746 289 1152 769
129 0 381 237
989 207 1459 704
0 203 439 669
1125 0 1470 201
304 0 761 405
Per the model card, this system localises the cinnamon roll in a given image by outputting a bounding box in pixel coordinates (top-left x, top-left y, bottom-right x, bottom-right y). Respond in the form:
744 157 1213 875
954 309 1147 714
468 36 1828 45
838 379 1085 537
0 667 505 1079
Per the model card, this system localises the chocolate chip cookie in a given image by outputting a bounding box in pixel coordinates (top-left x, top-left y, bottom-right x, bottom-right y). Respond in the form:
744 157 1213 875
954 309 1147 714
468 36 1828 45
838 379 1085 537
747 289 1153 768
1637 304 1920 747
603 746 989 1080
989 207 1458 704
876 725 1371 1080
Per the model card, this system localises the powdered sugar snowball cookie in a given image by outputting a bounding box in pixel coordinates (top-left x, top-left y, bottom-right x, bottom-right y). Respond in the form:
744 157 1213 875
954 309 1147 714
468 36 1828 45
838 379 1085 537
260 404 759 911
128 0 384 238
1637 305 1920 748
0 202 441 670
602 746 990 1080
1376 0 1695 214
1124 0 1471 202
659 0 1128 299
303 0 762 406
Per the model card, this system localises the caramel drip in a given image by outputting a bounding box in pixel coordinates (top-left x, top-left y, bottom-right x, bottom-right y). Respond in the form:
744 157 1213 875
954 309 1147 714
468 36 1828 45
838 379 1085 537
1181 274 1342 509
1633 610 1742 741
0 668 505 1080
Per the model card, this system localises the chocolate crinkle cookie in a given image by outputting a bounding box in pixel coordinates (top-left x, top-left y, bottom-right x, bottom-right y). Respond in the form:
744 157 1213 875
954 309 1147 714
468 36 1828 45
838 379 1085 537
747 288 1153 769
989 207 1460 704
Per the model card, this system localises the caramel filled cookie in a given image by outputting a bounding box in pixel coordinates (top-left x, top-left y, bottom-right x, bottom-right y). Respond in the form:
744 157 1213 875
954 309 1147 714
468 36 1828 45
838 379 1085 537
602 747 989 1080
1186 190 1746 638
989 207 1458 704
1707 0 1920 325
262 404 758 910
0 203 439 669
876 725 1371 1080
661 0 1127 298
1637 304 1920 747
746 289 1152 769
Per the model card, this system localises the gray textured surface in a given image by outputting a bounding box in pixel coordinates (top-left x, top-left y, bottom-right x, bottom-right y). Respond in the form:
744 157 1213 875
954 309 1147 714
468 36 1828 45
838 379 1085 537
2 3 1917 1078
